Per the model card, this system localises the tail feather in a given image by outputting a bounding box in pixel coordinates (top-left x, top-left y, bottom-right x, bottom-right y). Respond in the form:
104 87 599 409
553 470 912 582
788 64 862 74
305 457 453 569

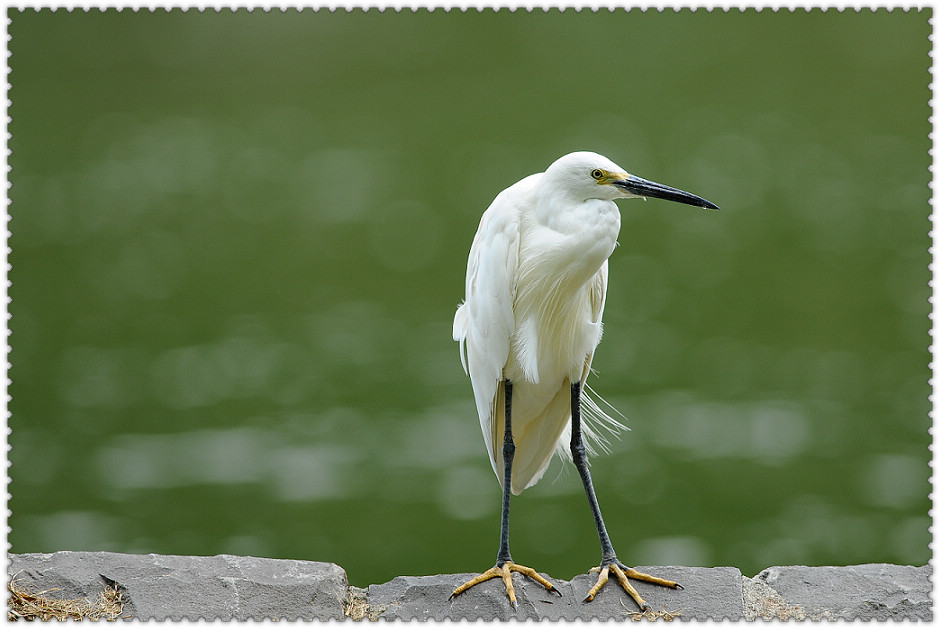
553 383 628 463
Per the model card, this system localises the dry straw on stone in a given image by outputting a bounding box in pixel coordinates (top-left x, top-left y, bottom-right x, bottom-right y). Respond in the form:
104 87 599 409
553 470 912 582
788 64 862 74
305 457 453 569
8 574 125 621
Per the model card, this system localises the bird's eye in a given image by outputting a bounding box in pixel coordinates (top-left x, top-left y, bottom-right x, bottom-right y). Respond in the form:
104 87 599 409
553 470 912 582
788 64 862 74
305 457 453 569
590 169 604 181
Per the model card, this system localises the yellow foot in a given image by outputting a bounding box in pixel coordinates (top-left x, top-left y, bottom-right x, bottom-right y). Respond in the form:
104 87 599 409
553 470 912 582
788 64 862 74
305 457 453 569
450 561 558 609
583 562 681 610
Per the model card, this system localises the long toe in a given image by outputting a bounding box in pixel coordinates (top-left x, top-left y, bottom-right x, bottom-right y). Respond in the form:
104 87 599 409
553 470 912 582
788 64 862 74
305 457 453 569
583 564 609 602
509 563 559 594
618 563 681 589
450 565 504 599
610 563 649 610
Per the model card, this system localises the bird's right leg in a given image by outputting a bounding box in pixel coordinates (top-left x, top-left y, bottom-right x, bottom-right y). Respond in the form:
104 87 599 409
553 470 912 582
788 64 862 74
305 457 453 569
569 381 681 609
449 380 558 609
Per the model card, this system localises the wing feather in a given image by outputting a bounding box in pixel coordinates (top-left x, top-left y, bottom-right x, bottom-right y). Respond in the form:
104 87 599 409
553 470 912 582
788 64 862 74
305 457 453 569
453 175 536 476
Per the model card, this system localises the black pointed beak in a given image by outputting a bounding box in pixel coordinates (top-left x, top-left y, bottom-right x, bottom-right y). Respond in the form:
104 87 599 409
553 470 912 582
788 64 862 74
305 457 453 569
613 176 719 210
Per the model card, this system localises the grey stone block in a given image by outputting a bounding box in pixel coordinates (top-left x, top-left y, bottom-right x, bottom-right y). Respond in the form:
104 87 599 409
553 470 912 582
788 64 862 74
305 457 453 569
8 552 931 621
745 564 932 621
7 551 348 620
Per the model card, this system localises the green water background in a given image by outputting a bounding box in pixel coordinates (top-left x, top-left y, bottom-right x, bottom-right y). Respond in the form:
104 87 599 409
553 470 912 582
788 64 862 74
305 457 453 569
9 9 931 587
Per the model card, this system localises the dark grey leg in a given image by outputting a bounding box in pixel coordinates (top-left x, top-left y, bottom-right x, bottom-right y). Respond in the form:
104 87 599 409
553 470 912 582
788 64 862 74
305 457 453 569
569 381 617 563
496 379 515 565
450 379 558 608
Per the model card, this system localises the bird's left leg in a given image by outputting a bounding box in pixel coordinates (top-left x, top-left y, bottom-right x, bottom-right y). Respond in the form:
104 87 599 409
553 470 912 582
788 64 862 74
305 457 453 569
569 381 681 610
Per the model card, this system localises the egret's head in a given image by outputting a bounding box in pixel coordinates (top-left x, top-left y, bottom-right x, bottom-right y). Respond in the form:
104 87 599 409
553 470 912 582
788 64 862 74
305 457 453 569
545 151 719 210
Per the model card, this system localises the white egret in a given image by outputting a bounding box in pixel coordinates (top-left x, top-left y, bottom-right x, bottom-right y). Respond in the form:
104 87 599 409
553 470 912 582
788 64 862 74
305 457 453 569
450 151 718 610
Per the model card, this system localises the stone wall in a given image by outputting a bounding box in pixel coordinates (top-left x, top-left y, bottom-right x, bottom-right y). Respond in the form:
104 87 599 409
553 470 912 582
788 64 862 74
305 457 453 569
6 551 932 620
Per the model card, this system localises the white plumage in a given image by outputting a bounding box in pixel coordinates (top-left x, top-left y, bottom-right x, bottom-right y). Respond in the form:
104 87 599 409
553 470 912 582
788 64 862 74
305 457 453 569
454 151 634 494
